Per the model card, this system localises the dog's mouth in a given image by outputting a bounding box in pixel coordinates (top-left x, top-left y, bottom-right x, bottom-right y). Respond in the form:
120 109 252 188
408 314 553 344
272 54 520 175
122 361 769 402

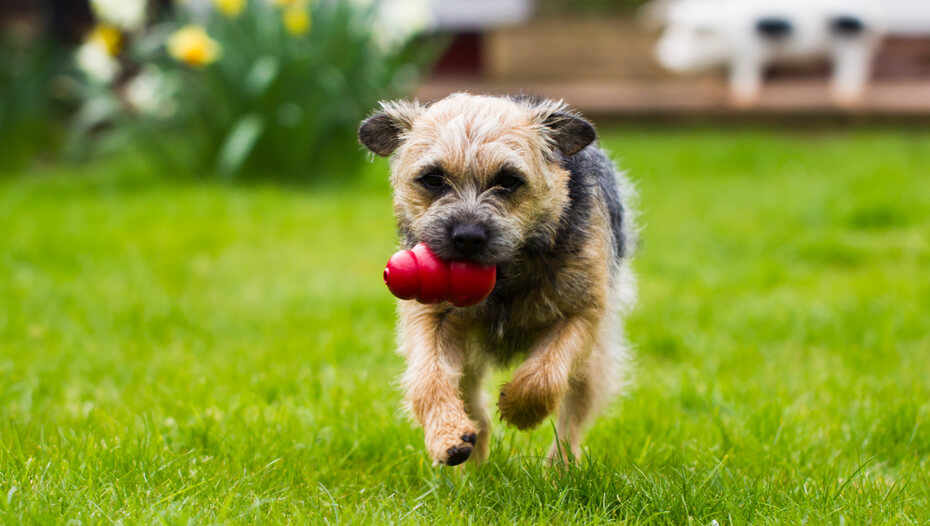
415 221 517 267
425 243 508 267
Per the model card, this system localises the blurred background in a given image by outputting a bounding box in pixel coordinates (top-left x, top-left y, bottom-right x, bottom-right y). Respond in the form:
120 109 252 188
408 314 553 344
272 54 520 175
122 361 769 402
3 0 930 178
2 1 929 522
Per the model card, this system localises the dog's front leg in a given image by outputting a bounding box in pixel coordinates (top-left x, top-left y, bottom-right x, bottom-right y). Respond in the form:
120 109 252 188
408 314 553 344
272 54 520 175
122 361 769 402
399 302 478 466
498 314 597 431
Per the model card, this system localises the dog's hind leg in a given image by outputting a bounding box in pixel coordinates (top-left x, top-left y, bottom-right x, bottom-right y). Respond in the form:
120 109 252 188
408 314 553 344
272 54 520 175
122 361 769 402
547 370 597 464
547 326 623 464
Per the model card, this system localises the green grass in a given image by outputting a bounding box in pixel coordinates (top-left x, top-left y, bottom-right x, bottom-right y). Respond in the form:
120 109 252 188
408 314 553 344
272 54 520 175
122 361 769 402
1 128 929 524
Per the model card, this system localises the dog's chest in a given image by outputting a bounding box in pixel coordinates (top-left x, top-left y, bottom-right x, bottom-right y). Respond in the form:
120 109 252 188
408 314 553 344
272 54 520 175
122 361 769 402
471 263 594 361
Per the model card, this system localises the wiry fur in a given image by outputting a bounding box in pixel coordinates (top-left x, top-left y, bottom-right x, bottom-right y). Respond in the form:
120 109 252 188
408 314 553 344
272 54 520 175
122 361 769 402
359 93 638 466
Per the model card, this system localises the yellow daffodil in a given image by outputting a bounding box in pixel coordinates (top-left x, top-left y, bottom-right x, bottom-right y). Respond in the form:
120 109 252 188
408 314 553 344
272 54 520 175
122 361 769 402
88 24 122 57
76 27 120 82
283 5 311 36
167 25 222 67
214 0 246 17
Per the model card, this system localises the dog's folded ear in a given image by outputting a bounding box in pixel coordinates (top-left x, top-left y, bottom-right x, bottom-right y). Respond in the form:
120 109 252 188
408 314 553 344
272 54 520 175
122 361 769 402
358 100 423 157
542 112 597 157
518 96 596 156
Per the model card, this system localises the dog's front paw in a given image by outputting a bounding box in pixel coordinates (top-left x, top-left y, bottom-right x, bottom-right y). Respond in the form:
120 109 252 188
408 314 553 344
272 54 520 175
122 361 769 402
498 370 561 430
425 418 479 466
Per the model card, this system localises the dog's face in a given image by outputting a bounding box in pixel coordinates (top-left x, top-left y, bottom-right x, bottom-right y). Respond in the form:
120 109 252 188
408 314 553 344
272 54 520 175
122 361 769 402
359 94 596 266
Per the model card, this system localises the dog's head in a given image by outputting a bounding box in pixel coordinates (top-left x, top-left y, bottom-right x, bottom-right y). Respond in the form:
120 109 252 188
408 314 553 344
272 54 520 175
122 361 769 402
359 93 596 265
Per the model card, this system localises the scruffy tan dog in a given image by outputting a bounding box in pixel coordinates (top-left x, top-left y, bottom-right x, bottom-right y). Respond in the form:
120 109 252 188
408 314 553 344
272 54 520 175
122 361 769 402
359 93 637 466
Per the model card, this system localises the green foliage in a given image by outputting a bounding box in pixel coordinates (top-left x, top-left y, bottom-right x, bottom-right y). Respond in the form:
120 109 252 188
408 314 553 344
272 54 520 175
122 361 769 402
1 129 929 522
72 0 442 180
0 36 62 173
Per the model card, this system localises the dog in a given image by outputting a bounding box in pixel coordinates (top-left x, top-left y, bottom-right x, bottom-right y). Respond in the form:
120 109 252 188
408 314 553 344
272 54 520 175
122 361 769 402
359 93 637 466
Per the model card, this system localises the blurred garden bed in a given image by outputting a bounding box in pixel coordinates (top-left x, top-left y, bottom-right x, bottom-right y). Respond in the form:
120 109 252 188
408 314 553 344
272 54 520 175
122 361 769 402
0 0 443 180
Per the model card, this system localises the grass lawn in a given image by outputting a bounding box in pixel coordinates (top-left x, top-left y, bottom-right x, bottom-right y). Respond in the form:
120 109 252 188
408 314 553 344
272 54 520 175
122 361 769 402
1 128 929 524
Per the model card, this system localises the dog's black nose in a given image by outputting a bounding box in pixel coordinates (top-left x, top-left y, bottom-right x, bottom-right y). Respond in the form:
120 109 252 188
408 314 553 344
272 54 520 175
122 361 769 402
451 224 487 257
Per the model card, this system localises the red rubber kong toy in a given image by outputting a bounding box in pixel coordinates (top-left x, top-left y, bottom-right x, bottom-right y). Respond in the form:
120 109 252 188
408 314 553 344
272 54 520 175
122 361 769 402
383 243 496 307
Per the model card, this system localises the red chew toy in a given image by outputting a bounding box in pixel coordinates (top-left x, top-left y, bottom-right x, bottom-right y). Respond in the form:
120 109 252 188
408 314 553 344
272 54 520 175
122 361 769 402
383 243 496 307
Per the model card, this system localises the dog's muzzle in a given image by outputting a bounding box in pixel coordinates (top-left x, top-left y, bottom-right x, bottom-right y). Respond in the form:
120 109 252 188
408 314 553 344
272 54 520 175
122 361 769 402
451 223 488 258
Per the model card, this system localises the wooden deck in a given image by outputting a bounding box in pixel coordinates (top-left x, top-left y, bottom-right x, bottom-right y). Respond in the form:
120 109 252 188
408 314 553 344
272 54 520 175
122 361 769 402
417 78 930 120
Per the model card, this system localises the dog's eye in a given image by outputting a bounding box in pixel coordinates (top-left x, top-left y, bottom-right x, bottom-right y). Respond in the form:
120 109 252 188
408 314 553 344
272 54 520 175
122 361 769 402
495 172 524 192
418 174 447 192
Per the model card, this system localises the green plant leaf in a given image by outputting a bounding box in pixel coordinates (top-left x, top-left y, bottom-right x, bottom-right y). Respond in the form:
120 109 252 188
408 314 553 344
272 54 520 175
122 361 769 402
245 56 280 98
72 96 121 134
217 114 264 178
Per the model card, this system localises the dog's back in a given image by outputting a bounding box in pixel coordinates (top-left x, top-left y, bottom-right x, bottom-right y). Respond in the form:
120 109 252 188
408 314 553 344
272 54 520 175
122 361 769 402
563 144 636 266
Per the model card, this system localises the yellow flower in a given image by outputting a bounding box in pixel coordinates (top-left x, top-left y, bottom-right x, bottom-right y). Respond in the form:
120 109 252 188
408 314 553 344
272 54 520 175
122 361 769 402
88 24 122 57
283 5 311 36
167 25 222 67
214 0 246 17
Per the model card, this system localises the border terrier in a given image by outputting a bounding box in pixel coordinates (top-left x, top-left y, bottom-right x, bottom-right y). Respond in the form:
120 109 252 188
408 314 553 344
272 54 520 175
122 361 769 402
359 93 637 466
